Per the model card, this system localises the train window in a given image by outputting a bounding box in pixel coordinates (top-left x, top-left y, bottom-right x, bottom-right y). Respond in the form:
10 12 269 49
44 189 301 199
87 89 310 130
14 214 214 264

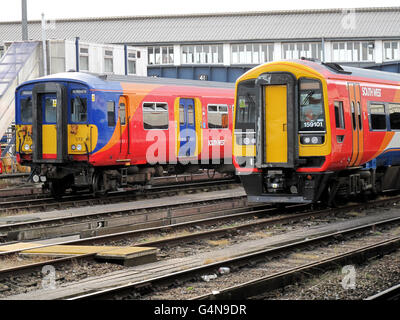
358 102 362 130
208 104 228 129
236 80 256 130
369 103 386 130
389 103 400 130
334 101 345 129
299 79 325 132
143 102 169 130
107 101 115 127
44 98 57 123
179 105 185 125
20 97 32 123
187 105 194 125
351 102 356 130
119 103 126 126
71 97 87 123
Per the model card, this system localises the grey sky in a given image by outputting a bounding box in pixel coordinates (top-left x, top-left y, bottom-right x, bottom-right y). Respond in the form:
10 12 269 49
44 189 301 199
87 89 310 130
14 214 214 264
1 0 399 22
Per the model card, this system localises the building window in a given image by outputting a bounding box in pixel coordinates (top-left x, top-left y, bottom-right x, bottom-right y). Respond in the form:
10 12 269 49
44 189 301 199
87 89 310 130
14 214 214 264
104 49 114 73
127 51 136 75
231 43 274 64
182 45 223 64
207 105 229 129
142 102 169 130
332 41 374 62
79 47 89 71
383 41 400 61
0 45 4 59
148 46 174 65
282 42 322 60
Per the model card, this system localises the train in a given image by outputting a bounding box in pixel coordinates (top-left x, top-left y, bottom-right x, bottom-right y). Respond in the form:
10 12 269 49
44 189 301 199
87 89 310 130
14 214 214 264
233 58 400 205
15 72 235 197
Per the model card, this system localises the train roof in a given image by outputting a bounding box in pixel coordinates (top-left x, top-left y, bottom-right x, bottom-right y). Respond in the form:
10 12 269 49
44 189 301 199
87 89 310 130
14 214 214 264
16 72 235 92
298 59 400 83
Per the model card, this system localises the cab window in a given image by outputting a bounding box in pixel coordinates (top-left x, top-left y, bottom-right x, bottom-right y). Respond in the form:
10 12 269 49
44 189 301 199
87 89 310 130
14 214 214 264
71 97 87 123
299 79 325 132
20 97 32 123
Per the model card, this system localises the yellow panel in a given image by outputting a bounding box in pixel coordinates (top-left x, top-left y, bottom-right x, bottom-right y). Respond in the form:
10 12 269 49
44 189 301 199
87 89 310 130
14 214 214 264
22 245 119 255
68 124 98 154
16 125 33 153
0 242 41 252
265 85 287 163
42 125 57 155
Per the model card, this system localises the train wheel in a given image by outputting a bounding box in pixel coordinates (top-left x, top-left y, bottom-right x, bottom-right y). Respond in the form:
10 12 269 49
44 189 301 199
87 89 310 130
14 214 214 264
92 172 107 196
207 169 216 179
50 180 65 199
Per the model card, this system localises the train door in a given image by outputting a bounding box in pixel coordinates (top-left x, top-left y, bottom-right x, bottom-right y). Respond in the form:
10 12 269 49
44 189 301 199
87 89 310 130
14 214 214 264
118 96 129 159
348 83 364 166
41 94 58 159
179 98 196 157
255 72 296 168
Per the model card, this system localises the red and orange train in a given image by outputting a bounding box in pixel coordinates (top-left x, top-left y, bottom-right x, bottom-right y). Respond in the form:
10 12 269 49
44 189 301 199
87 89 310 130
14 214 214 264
233 59 400 204
15 73 235 197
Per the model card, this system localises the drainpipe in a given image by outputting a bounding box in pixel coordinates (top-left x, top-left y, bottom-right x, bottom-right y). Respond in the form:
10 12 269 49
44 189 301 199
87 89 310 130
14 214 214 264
41 13 47 76
21 0 28 41
124 44 128 76
75 37 80 72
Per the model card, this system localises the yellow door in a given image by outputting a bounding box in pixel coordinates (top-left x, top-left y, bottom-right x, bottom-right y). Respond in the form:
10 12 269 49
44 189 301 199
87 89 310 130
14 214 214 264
265 85 287 163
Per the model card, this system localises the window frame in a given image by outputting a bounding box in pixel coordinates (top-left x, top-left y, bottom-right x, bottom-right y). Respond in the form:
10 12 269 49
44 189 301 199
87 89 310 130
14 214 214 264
207 104 229 130
388 102 400 131
142 101 169 130
368 101 387 131
104 49 114 73
79 46 89 71
107 101 116 127
334 100 345 129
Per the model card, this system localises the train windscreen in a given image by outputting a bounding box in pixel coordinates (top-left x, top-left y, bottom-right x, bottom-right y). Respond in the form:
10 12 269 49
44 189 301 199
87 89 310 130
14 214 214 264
299 79 325 132
235 79 256 131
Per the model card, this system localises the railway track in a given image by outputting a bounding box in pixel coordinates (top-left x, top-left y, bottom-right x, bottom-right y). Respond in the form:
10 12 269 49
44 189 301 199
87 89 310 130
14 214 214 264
366 283 400 300
0 176 237 216
1 194 400 299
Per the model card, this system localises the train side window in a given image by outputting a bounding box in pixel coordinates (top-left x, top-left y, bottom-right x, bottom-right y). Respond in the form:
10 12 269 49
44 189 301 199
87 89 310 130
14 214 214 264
119 103 126 125
107 101 116 127
143 102 169 130
334 101 345 129
179 104 185 125
351 102 356 130
358 102 362 130
389 103 400 130
208 104 228 129
369 103 386 130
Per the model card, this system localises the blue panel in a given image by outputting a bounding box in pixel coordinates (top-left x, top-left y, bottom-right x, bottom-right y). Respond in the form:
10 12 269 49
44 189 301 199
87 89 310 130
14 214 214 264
210 67 228 82
177 67 194 80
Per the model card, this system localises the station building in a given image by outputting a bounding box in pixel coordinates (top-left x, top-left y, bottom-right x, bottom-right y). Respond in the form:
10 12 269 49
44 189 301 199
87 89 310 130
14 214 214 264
1 6 400 82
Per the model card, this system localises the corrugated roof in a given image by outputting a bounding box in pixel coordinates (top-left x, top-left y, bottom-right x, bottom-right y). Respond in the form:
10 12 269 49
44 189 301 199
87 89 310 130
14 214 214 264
1 7 400 45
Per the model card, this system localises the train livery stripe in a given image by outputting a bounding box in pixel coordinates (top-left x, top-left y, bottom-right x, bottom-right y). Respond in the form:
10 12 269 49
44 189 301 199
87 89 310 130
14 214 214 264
354 84 364 166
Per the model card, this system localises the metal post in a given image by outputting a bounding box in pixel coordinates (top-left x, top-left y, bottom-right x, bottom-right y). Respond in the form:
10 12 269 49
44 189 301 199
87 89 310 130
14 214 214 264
41 13 47 76
21 0 28 41
75 37 80 72
124 44 128 76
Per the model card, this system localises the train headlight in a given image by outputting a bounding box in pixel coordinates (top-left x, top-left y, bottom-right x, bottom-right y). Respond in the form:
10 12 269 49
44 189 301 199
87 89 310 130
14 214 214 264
301 136 324 145
71 145 76 150
24 144 30 151
76 144 82 151
243 138 250 145
311 137 319 144
40 176 47 182
32 175 40 183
